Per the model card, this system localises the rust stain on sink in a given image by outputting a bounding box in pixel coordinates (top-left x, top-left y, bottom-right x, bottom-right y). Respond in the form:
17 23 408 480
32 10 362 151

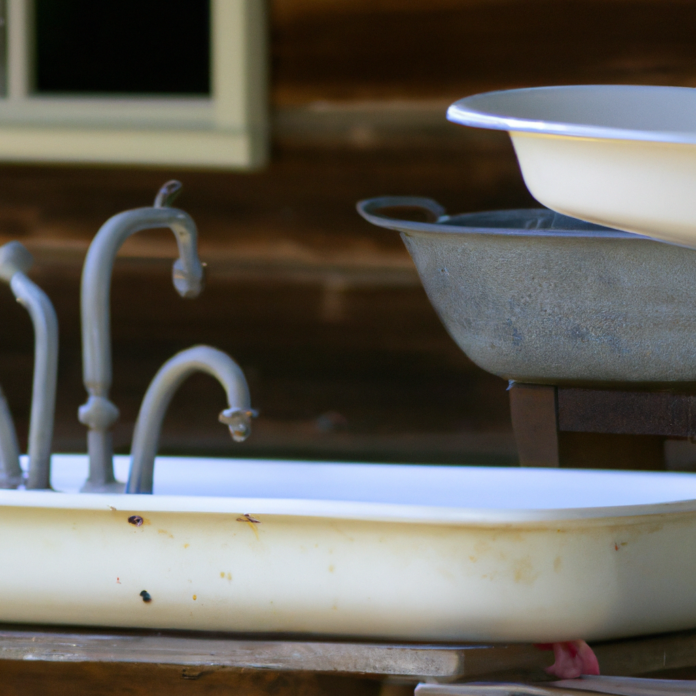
513 557 540 584
237 514 261 539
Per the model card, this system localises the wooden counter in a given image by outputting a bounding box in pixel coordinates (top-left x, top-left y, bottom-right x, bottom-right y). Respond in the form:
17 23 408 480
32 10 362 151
3 625 696 696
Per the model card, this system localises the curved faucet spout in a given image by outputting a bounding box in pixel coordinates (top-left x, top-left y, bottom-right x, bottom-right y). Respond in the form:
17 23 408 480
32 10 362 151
126 345 254 494
0 241 58 489
79 182 205 493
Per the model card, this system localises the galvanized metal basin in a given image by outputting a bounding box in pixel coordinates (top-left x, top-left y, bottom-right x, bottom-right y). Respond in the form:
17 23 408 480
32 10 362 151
357 197 696 386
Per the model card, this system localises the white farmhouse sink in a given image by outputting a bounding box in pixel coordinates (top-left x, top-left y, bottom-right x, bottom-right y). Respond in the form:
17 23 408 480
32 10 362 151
3 455 696 643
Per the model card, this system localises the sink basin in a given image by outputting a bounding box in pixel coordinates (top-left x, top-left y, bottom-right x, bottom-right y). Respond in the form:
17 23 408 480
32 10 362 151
4 455 696 642
447 85 696 249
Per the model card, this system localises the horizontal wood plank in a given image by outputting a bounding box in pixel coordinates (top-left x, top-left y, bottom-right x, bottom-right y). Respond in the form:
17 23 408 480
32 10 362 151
272 0 696 105
0 660 381 696
0 627 469 679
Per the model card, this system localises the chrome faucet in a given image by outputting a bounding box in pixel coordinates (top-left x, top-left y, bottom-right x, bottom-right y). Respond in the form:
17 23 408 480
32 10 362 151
0 241 58 489
79 181 205 493
126 345 255 494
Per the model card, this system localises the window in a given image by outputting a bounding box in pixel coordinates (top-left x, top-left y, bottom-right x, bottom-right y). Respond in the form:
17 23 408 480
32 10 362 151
0 0 267 168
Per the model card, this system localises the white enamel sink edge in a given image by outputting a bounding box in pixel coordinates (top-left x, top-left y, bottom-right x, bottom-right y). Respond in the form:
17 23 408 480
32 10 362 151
13 453 696 523
4 455 696 643
4 453 696 524
447 85 696 248
7 488 696 525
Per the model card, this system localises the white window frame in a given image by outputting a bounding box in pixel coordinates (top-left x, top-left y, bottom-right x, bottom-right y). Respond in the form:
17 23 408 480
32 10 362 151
0 0 267 168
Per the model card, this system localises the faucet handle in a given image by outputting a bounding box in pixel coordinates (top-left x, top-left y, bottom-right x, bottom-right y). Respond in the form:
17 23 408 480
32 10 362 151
0 241 33 282
154 180 183 208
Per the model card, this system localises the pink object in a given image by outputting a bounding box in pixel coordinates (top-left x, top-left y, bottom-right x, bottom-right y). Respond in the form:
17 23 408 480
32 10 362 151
534 641 601 679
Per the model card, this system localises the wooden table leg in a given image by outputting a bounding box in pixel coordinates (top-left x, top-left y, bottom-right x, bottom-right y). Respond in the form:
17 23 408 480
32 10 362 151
508 383 559 467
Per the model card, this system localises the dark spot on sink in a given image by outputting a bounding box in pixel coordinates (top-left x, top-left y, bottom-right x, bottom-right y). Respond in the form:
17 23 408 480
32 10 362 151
128 515 144 527
236 514 260 524
140 590 152 603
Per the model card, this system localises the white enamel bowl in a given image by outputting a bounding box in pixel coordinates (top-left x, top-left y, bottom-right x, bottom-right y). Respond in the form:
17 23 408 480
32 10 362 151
3 455 696 642
447 85 696 248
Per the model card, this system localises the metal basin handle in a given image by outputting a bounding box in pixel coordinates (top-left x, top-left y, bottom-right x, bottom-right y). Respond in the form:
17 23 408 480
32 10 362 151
356 196 447 230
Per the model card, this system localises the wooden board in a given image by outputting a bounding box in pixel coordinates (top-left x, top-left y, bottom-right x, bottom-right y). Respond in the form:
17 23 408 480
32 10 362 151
0 625 552 695
3 625 696 694
0 627 472 679
0 661 381 696
416 678 696 696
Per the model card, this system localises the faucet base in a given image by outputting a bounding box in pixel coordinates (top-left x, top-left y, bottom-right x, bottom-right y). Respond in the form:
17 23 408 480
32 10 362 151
81 429 120 493
0 474 25 489
80 480 125 494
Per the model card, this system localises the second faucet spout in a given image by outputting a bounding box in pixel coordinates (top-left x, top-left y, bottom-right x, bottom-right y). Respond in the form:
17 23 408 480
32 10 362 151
126 345 254 494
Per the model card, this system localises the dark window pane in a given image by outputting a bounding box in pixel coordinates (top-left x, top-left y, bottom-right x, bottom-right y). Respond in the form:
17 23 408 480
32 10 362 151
34 0 210 95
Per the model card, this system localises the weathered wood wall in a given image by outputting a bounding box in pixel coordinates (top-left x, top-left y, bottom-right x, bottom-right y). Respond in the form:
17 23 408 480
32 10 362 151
1 0 695 467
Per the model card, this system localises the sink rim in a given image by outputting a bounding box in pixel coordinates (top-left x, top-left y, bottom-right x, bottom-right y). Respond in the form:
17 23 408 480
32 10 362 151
6 454 696 525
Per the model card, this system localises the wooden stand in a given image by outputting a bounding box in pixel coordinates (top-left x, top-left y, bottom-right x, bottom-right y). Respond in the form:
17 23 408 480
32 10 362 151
508 383 696 469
